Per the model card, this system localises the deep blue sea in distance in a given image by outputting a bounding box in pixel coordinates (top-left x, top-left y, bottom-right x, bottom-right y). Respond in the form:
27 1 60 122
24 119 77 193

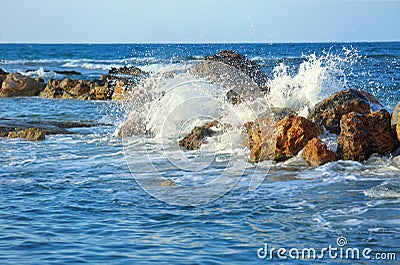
0 43 399 264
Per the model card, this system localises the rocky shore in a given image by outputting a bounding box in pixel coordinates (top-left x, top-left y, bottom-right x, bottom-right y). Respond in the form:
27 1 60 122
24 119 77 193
1 51 399 166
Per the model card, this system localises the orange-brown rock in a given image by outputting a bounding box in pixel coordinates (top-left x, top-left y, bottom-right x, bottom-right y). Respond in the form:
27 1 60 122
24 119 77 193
0 73 45 97
246 115 323 163
179 120 220 150
302 137 338 166
308 89 381 134
337 110 399 161
7 127 45 141
397 115 400 142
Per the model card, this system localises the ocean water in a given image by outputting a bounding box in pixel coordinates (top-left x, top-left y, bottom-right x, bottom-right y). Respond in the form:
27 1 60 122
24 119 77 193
0 43 399 264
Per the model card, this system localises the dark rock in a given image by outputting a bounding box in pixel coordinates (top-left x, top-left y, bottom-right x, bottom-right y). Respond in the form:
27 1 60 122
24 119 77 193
0 73 45 97
204 50 269 91
337 110 399 161
0 69 8 88
54 70 82 76
109 66 147 76
308 89 382 134
302 137 338 166
179 120 220 150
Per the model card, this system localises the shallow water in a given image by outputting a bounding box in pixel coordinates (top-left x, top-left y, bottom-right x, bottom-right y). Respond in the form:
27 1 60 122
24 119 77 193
0 43 399 264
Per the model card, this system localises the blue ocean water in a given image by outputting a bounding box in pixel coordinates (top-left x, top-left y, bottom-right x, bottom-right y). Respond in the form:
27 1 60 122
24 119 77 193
0 43 399 264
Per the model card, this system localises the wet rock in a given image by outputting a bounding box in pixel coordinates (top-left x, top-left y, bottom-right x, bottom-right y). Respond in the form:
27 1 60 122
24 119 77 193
189 50 269 104
0 73 45 97
179 120 220 150
204 50 269 91
302 137 338 166
246 115 323 163
8 127 45 141
0 69 8 87
397 116 400 142
308 89 382 134
274 115 324 161
109 66 147 76
245 117 276 163
337 110 399 161
391 101 400 129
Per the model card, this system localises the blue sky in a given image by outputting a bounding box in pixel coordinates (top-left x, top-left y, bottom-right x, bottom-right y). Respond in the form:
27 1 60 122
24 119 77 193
1 0 399 43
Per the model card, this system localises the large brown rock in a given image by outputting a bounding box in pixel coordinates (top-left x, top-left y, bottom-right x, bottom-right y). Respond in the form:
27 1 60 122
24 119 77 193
337 110 399 161
302 137 338 166
246 115 323 163
0 73 45 97
179 120 220 150
308 89 381 134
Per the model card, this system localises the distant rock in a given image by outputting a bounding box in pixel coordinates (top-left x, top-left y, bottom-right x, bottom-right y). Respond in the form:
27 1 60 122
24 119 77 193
179 120 220 150
337 110 399 161
302 137 338 166
25 69 82 76
8 127 45 141
245 114 323 163
109 66 147 76
0 73 45 97
308 89 382 134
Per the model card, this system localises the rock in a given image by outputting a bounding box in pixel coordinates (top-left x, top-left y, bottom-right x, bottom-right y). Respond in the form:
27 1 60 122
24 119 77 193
302 137 338 166
179 120 220 150
109 66 147 76
189 50 269 104
337 110 399 161
8 127 45 141
245 117 276 163
0 69 8 87
0 73 45 97
397 115 400 142
246 115 323 163
308 89 382 134
0 118 105 136
54 70 82 76
391 102 400 129
274 115 324 161
204 50 269 91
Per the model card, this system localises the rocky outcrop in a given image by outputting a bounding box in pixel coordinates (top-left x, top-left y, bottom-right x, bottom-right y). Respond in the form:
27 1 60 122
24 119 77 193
179 120 220 150
302 137 338 166
7 127 45 141
0 69 8 87
246 115 323 163
204 50 269 91
308 89 381 134
0 73 45 97
39 78 111 100
109 66 147 76
337 110 399 161
190 50 269 104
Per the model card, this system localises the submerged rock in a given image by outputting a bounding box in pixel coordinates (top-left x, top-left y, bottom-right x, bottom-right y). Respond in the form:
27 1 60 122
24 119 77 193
246 115 323 163
0 73 45 97
302 137 338 166
8 127 45 141
337 110 399 161
179 120 220 150
308 89 382 134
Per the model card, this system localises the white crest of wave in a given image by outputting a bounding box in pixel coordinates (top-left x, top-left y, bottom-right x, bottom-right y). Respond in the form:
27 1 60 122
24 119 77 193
267 50 356 116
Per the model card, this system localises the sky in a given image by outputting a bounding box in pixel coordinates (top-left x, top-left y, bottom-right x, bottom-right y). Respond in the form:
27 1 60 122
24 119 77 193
1 0 399 43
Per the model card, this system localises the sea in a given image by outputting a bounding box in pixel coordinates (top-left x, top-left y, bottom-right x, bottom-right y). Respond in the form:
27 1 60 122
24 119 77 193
0 43 399 264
